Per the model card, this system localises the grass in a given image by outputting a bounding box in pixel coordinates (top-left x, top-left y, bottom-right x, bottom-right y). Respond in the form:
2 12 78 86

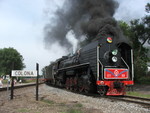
67 109 83 113
61 109 83 113
23 79 36 83
59 102 66 106
60 103 83 113
17 108 30 112
127 91 150 98
74 103 83 108
2 79 8 84
41 99 55 105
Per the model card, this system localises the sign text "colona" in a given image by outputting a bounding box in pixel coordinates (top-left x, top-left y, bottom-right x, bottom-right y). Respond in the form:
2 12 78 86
11 70 37 77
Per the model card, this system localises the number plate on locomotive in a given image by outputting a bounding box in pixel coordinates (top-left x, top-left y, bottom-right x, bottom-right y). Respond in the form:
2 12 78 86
104 68 128 79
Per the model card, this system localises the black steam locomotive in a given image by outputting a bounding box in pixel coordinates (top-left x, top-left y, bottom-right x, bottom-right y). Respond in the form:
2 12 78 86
44 34 134 96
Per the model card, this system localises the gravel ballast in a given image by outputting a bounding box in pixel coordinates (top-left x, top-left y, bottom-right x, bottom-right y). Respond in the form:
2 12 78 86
0 84 149 113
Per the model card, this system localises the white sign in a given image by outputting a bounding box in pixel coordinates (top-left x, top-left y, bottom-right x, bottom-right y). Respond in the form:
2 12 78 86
11 70 37 77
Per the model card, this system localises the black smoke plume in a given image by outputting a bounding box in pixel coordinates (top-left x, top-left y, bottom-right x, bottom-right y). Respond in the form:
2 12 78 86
44 0 126 49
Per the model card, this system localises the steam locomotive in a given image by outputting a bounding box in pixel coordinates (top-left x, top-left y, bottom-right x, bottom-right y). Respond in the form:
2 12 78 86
44 33 134 96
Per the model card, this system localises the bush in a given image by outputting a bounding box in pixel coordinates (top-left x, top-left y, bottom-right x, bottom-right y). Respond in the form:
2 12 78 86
147 71 150 76
138 76 150 84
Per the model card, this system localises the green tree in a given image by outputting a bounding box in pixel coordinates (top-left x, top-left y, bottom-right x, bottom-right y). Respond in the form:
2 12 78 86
119 3 150 83
0 47 25 76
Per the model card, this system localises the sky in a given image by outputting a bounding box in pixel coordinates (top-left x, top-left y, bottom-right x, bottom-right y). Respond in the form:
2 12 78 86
0 0 149 74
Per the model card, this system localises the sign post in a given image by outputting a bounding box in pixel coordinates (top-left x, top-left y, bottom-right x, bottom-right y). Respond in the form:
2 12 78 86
10 77 14 100
36 63 39 101
6 75 10 100
11 69 38 100
10 62 14 100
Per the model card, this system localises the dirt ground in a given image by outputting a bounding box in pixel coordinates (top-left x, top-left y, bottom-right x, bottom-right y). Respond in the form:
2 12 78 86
0 85 101 113
0 84 149 113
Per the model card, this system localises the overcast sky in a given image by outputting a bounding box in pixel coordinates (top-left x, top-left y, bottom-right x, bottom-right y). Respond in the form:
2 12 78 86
0 0 149 74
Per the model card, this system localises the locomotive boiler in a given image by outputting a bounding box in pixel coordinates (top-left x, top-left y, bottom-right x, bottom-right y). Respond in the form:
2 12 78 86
44 33 134 96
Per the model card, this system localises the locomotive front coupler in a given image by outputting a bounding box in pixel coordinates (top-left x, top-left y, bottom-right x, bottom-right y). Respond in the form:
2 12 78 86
113 81 124 89
97 85 107 90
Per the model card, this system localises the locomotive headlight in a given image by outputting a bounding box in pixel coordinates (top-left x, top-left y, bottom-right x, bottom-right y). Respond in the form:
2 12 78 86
112 56 118 62
112 49 118 55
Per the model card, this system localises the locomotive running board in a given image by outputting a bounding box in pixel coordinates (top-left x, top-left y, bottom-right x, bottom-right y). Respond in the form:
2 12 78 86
58 62 90 71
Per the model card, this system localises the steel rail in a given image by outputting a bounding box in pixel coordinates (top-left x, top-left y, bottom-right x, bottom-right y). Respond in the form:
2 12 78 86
124 95 150 101
107 96 150 107
0 82 43 91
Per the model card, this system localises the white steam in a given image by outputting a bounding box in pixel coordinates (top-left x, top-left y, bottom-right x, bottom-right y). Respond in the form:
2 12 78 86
66 30 78 53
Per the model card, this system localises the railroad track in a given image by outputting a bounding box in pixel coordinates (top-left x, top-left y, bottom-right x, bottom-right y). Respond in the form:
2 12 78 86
0 82 43 91
81 92 150 107
106 95 150 107
46 84 150 107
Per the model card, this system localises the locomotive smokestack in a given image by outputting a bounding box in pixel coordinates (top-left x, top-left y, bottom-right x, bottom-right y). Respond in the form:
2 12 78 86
44 0 126 50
